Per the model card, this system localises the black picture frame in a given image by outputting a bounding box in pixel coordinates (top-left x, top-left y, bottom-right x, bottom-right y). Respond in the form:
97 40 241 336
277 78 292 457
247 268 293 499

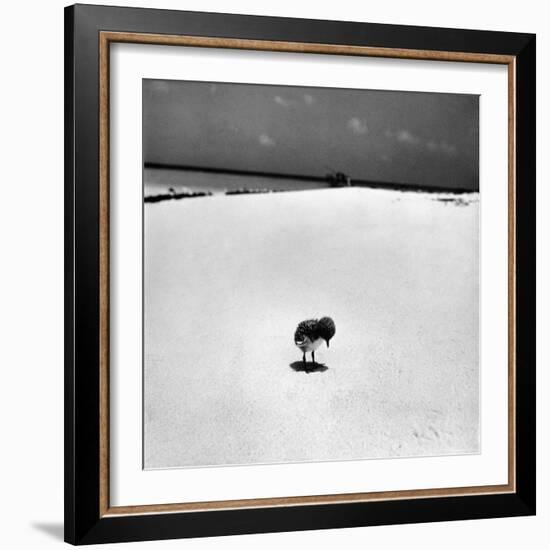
65 3 536 545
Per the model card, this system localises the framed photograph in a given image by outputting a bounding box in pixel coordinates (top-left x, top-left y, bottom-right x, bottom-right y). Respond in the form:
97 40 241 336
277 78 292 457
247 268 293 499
64 4 536 545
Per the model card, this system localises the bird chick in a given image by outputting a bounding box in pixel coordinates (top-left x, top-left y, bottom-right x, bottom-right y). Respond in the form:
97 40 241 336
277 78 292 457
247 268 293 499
294 317 335 371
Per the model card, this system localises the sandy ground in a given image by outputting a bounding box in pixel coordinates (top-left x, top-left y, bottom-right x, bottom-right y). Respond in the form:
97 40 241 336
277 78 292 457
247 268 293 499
144 188 479 469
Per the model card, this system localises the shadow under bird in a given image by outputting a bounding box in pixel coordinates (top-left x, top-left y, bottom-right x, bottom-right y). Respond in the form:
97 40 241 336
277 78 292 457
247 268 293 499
294 317 336 372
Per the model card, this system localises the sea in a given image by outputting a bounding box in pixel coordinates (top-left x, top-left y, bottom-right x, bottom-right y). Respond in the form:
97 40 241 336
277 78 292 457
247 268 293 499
144 167 331 197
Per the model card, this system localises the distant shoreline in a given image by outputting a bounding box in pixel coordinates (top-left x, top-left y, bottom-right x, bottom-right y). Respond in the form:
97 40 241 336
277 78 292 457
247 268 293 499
144 163 478 203
144 162 478 195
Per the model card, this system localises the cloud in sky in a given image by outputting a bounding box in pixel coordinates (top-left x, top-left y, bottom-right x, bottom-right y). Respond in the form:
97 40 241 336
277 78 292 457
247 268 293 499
426 140 458 156
395 129 420 145
274 95 293 107
347 117 368 135
258 133 276 147
275 94 315 107
386 129 458 155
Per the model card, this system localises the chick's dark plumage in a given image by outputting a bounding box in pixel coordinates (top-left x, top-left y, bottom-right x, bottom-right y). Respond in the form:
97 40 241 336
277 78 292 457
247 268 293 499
317 317 336 343
294 319 320 345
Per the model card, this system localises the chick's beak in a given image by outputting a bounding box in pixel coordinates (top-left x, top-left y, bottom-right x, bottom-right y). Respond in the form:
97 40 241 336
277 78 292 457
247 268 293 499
326 339 330 348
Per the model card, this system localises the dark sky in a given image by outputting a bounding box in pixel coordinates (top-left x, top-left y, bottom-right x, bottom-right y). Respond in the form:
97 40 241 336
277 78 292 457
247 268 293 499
143 79 479 190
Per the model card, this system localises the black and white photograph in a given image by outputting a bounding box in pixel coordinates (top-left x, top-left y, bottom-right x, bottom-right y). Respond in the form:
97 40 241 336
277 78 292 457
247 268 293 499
142 79 480 470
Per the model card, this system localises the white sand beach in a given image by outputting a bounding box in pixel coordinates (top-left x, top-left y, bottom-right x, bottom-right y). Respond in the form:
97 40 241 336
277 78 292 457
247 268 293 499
144 187 479 469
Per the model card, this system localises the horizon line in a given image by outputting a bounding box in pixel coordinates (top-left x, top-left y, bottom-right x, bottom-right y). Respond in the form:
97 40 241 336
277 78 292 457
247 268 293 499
144 162 478 194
